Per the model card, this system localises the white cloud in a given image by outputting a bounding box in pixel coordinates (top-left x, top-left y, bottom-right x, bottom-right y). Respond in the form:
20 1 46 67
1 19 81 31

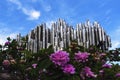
8 0 40 20
8 0 22 9
22 8 40 20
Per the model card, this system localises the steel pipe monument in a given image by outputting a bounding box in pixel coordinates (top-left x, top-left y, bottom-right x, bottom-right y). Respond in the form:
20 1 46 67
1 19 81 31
17 19 111 52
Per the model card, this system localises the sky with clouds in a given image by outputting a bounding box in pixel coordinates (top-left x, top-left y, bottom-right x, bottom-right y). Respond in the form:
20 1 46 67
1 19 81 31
0 0 120 49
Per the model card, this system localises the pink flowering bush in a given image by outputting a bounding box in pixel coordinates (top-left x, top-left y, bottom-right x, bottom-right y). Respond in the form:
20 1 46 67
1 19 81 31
1 39 120 80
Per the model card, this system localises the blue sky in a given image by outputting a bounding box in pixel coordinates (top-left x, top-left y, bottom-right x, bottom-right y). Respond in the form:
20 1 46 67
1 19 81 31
0 0 120 49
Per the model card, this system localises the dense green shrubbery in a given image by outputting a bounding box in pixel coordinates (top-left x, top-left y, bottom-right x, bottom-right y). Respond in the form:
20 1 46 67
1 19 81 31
0 38 120 80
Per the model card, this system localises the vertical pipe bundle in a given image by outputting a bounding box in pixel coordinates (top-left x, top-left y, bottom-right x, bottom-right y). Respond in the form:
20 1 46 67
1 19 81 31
17 19 111 52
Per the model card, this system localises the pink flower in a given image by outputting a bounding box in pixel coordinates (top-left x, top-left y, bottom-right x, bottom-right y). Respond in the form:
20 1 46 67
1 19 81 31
80 66 97 79
116 73 120 77
99 70 104 74
74 52 89 63
99 53 106 57
50 50 70 66
99 70 104 76
2 60 10 66
102 64 112 68
5 41 10 45
32 63 37 68
62 64 75 74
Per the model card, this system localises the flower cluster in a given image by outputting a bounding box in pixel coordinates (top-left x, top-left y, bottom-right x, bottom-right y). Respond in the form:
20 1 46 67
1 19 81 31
32 63 37 68
62 64 75 74
116 73 120 77
5 41 10 45
74 52 89 62
80 66 97 79
50 50 70 66
50 50 75 74
99 69 104 74
2 60 10 66
102 64 112 68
